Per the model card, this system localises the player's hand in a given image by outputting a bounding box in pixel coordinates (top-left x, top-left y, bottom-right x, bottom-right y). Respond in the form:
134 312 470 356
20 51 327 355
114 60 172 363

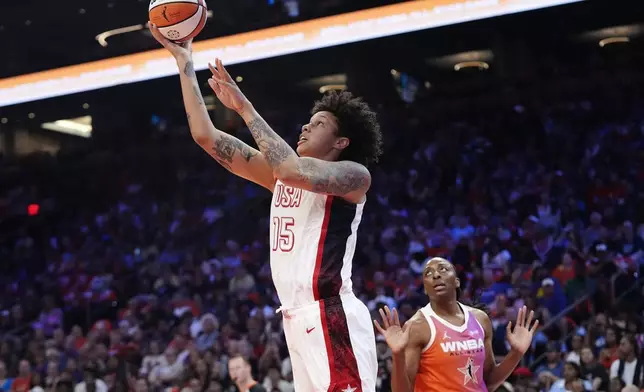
149 23 192 61
207 58 251 114
506 305 539 354
374 306 410 355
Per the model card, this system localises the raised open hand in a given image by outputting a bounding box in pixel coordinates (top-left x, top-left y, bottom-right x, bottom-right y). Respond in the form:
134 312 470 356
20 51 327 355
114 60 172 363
506 305 539 354
207 58 250 114
373 306 410 354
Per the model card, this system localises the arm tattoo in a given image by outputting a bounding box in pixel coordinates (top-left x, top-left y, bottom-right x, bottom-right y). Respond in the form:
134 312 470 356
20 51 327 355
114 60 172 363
182 61 204 105
296 159 370 196
247 117 294 168
183 61 196 78
211 134 258 172
192 84 205 105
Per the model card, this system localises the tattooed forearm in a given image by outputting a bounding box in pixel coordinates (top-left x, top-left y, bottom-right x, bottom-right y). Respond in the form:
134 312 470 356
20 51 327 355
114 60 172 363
295 159 370 196
183 61 196 78
192 85 205 105
211 134 258 172
181 61 205 105
247 117 295 168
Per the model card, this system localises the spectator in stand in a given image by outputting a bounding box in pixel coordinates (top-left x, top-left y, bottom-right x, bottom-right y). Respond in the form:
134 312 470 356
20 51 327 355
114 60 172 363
580 345 609 391
261 368 292 392
610 335 643 387
148 347 185 386
11 360 31 392
599 327 621 369
227 356 265 392
552 252 576 288
536 342 565 390
548 361 592 392
196 314 219 353
584 213 608 252
36 297 63 338
565 334 584 365
0 361 13 391
73 364 107 392
538 278 566 317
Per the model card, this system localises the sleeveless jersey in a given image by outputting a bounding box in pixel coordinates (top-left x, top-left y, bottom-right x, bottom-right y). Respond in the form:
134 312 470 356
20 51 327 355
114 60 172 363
270 180 364 309
415 303 488 392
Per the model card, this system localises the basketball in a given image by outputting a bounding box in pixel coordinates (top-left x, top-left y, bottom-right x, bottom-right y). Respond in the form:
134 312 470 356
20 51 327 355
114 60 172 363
149 0 207 42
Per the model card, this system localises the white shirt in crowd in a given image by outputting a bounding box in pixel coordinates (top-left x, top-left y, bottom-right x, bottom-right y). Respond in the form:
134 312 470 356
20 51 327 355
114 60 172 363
565 351 580 366
74 380 109 392
262 378 294 392
610 358 643 386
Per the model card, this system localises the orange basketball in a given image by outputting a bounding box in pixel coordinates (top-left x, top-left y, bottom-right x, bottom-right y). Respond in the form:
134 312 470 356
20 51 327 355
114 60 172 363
149 0 207 42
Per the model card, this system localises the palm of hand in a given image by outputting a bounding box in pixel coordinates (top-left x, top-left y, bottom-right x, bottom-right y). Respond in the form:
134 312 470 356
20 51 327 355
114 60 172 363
507 325 532 354
382 324 409 353
506 306 538 354
374 306 410 354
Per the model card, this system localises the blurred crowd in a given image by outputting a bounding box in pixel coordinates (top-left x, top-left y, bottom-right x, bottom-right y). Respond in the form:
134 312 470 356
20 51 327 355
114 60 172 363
1 66 644 392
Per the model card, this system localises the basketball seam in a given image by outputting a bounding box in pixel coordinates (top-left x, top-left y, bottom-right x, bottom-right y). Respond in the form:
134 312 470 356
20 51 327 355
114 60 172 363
149 1 202 12
151 4 203 30
176 7 206 42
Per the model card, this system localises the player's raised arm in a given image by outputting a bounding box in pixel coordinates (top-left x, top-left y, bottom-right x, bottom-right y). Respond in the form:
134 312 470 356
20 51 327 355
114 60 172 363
207 59 372 204
475 306 538 391
149 25 275 192
374 307 425 392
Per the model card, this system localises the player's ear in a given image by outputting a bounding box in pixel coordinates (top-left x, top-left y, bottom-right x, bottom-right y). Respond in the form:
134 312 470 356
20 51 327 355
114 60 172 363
335 137 350 151
455 278 460 289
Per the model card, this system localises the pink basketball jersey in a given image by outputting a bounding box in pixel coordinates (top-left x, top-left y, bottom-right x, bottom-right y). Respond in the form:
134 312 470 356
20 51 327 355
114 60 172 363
414 303 488 392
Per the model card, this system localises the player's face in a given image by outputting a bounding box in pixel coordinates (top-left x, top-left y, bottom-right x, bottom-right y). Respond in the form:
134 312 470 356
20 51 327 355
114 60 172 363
297 111 349 158
422 258 459 300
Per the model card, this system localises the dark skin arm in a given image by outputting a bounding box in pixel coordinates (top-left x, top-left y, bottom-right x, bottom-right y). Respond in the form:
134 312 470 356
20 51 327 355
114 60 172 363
375 308 430 392
472 306 537 392
394 313 428 392
208 59 371 204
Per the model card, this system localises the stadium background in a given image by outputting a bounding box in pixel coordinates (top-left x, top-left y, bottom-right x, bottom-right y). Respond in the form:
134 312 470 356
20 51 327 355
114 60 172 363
1 0 644 391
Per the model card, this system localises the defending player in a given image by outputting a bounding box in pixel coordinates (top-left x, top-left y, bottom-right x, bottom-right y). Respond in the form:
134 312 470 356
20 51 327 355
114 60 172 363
150 25 383 392
374 257 538 392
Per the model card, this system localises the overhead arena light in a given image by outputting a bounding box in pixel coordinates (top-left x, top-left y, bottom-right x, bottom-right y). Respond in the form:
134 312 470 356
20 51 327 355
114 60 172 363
599 36 630 47
427 50 494 70
41 116 93 138
454 61 489 71
319 84 347 94
578 24 642 46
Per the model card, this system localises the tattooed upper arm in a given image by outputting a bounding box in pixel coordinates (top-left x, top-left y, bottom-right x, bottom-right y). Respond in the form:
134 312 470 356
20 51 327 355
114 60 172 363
211 134 258 172
289 158 371 201
196 133 273 191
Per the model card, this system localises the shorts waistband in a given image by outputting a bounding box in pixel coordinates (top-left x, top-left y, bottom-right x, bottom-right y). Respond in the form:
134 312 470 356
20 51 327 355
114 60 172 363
276 292 355 319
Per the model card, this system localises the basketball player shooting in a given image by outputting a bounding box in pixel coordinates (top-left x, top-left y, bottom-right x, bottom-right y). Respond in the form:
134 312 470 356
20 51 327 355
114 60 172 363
374 258 538 392
150 25 383 392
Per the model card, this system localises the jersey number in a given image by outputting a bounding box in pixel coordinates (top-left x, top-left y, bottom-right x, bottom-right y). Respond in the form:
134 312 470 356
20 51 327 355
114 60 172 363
272 216 295 252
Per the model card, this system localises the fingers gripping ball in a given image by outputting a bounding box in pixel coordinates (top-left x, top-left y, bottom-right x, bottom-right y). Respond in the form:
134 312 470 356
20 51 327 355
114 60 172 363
149 0 207 42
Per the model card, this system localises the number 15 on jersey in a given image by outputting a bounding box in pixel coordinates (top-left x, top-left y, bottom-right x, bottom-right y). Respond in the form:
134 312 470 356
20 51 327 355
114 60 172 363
272 216 295 252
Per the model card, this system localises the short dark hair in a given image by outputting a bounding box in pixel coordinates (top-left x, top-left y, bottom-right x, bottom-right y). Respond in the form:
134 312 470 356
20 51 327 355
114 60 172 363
311 90 383 167
228 355 250 366
565 361 581 378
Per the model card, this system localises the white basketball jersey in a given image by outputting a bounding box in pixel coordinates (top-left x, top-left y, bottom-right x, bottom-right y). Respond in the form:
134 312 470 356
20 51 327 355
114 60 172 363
270 180 364 309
